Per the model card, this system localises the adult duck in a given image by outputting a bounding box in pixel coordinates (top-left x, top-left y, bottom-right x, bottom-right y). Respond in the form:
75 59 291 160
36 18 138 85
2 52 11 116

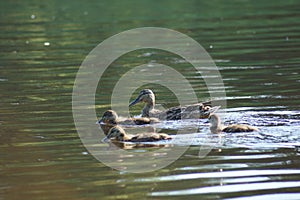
129 89 220 120
103 125 172 142
208 114 258 134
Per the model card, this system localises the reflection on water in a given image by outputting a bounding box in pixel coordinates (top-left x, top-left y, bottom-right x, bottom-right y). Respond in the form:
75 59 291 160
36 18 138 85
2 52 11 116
1 0 300 199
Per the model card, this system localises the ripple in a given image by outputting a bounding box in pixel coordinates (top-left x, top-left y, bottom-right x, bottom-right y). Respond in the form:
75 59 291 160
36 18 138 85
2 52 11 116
136 169 300 183
226 193 300 200
120 109 300 150
150 181 300 196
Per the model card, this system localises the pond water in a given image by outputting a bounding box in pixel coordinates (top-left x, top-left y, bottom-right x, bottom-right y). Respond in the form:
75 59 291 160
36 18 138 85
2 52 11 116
1 0 300 199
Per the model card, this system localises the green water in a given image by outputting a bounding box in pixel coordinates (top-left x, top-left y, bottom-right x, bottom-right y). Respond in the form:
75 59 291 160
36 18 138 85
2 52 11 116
1 0 300 199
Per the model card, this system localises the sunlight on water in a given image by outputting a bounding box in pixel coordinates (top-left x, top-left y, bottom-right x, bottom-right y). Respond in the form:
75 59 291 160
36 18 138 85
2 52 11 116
119 109 300 150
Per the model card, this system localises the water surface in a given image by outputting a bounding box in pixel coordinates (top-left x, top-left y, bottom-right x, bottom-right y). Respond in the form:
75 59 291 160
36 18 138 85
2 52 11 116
1 0 300 199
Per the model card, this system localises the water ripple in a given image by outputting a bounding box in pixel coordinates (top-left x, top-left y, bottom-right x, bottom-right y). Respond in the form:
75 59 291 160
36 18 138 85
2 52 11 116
226 193 300 200
136 169 300 182
150 181 300 196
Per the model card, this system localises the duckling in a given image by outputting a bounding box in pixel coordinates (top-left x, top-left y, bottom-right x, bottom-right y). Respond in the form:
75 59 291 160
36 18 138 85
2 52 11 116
97 110 159 125
104 126 172 142
97 110 159 135
208 114 258 134
129 89 220 120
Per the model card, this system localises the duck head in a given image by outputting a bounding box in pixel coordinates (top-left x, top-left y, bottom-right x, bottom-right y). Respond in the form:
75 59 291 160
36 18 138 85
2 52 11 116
200 105 221 119
104 126 131 141
97 110 118 125
129 89 155 107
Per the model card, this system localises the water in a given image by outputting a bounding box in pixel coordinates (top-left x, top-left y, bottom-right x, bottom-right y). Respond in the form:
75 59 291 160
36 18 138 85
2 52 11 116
1 0 300 199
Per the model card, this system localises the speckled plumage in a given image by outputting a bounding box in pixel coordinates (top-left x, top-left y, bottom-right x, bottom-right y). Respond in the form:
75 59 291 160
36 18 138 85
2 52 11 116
97 110 159 125
104 126 172 142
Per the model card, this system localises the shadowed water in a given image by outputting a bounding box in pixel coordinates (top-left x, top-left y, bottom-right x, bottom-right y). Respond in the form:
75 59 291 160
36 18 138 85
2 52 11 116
1 0 300 199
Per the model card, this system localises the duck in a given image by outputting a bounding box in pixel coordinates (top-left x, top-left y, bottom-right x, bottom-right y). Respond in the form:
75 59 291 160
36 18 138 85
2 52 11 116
103 125 172 142
129 89 220 120
97 110 159 125
208 114 258 134
97 110 159 136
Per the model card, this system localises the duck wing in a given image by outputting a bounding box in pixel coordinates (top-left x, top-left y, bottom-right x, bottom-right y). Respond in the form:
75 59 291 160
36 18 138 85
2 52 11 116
161 103 219 120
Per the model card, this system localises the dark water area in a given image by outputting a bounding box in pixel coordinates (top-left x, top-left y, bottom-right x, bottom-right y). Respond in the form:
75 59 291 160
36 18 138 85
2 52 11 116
1 0 300 199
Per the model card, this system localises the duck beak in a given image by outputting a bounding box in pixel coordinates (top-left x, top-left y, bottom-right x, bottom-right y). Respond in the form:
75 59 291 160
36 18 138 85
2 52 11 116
96 118 102 125
210 106 221 113
129 94 142 107
102 128 115 143
101 136 109 143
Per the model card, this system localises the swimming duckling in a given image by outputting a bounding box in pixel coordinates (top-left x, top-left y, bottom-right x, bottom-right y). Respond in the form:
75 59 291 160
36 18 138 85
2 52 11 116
104 126 172 142
97 110 159 125
129 89 220 120
97 110 159 135
208 114 258 134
